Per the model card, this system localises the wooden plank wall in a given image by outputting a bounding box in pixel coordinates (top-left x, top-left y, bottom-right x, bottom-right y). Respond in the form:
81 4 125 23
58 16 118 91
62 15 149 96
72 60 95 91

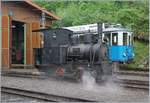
2 16 10 68
25 22 42 65
32 22 41 48
25 23 32 65
31 22 41 64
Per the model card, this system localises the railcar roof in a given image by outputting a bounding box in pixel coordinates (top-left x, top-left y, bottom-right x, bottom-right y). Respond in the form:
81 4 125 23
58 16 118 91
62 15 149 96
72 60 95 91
63 23 132 34
103 27 131 32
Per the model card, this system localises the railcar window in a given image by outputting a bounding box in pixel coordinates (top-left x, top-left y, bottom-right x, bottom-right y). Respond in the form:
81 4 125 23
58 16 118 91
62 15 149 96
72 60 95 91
123 33 127 45
112 33 118 45
129 35 131 45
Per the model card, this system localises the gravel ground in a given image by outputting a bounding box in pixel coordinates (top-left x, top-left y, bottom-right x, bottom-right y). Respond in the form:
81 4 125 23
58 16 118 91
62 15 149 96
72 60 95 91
1 76 149 102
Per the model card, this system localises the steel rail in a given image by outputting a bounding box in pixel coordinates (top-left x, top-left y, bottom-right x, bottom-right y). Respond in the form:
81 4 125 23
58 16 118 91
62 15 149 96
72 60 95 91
1 86 96 102
114 79 149 90
114 71 149 77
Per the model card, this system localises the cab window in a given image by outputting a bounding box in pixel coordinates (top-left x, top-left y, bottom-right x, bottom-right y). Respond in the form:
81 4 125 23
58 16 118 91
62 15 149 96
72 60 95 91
112 33 118 45
123 33 127 45
79 35 84 43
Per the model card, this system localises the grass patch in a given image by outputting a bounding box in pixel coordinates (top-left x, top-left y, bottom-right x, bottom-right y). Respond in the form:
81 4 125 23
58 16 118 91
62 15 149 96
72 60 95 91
121 40 149 70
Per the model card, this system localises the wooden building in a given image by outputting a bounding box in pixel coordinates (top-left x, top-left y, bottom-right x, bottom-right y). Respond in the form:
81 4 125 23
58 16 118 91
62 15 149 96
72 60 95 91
1 0 59 69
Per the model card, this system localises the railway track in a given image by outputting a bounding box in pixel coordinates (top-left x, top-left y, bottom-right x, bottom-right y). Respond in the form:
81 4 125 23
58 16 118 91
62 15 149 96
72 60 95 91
1 73 148 102
114 71 149 90
2 73 47 79
2 71 149 90
114 71 149 77
114 79 149 90
1 87 95 102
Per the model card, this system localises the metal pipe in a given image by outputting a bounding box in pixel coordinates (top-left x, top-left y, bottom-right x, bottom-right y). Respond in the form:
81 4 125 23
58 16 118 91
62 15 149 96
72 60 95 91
97 22 103 44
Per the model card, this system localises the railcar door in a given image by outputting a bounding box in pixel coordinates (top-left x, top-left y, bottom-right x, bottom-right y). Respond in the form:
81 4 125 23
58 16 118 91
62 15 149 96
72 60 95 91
109 32 119 61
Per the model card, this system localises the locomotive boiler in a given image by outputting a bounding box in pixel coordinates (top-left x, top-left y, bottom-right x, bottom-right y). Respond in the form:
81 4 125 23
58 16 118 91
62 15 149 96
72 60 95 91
67 43 101 62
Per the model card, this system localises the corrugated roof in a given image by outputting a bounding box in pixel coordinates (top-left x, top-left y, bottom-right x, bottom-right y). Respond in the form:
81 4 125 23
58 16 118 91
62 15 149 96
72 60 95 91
24 0 59 20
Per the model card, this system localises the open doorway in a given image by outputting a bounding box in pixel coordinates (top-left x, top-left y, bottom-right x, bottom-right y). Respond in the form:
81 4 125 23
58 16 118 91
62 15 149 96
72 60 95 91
12 21 24 64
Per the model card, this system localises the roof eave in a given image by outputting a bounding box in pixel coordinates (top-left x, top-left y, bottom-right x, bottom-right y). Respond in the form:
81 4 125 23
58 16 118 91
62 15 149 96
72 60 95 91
24 0 60 20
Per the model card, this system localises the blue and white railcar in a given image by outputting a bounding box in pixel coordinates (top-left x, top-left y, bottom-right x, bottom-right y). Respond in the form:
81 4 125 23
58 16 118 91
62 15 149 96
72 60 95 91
102 27 134 62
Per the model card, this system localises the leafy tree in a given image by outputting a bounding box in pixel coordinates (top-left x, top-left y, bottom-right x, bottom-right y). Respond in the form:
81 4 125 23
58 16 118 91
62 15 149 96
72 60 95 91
34 0 149 36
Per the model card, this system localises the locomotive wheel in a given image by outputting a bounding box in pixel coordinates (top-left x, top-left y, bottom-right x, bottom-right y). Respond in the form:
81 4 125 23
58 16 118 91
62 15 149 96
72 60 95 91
95 75 103 83
95 68 103 83
96 62 114 83
74 69 83 82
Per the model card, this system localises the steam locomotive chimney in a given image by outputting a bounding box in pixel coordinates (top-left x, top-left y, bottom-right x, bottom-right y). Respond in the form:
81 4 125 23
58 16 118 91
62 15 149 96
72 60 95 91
97 22 103 44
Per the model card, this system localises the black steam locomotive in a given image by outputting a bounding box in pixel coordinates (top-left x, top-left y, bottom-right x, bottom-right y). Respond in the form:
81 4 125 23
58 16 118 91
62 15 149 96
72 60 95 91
33 23 113 82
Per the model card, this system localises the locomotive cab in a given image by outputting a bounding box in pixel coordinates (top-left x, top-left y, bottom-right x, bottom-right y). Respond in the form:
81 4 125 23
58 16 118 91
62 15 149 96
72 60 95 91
102 27 134 63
